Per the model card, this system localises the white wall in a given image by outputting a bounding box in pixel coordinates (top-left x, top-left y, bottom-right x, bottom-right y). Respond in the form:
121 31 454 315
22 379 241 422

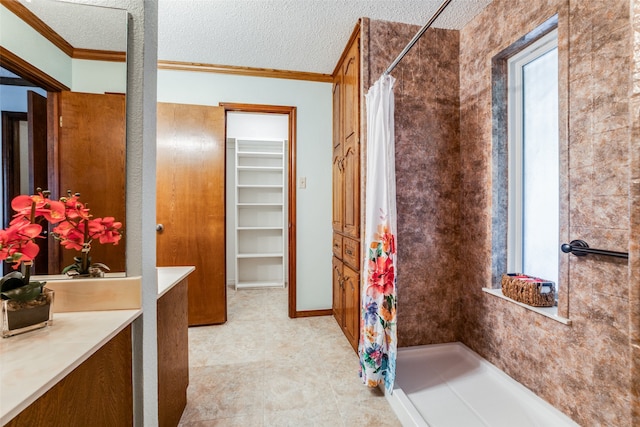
0 4 72 88
72 59 127 94
158 71 333 311
0 5 127 94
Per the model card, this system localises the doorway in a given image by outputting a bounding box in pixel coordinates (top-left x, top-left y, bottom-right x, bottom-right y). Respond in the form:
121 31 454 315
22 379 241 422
0 67 49 274
221 103 297 318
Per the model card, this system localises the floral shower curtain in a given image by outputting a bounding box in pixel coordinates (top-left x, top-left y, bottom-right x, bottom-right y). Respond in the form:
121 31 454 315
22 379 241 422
359 74 398 393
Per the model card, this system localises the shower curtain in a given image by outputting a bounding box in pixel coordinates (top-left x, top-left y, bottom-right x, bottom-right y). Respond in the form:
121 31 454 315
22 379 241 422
359 74 398 393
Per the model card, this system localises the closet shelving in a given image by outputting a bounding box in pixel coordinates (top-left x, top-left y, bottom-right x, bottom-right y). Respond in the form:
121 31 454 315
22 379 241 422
234 139 286 289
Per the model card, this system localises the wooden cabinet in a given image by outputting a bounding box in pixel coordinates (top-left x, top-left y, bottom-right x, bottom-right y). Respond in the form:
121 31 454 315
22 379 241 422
6 325 133 426
333 256 359 350
332 24 362 352
341 261 360 347
157 278 189 427
332 80 344 232
333 29 360 240
332 257 344 329
342 35 360 240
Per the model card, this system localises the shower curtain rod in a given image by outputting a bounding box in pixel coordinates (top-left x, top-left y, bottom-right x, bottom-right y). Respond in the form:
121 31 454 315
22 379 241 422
383 0 454 77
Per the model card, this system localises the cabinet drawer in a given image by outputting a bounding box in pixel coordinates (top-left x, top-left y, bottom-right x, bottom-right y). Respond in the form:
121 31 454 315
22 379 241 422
342 238 360 270
333 234 343 258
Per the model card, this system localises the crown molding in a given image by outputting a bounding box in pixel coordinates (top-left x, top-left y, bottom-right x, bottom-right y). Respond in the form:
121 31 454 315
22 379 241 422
157 60 332 83
1 0 125 62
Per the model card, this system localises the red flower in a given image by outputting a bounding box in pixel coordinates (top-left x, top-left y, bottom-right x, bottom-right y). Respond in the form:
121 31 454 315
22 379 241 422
51 193 123 275
0 218 43 268
52 221 85 251
367 254 395 297
11 192 65 224
59 194 91 222
91 217 122 245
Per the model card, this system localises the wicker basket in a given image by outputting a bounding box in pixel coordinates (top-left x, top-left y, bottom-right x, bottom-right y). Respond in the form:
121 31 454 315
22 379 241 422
501 273 556 307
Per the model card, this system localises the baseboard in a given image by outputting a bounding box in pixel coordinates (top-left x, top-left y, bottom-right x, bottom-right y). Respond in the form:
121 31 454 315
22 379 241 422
292 309 332 318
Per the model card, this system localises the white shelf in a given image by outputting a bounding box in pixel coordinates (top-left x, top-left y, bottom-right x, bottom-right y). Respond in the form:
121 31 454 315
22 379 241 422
237 166 283 171
237 253 284 258
237 226 284 230
237 151 283 158
235 281 285 289
234 138 286 291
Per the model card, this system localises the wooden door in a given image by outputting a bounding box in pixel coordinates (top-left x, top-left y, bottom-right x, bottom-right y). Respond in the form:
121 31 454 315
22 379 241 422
342 263 359 351
27 91 48 193
156 103 226 326
54 91 126 274
27 91 49 274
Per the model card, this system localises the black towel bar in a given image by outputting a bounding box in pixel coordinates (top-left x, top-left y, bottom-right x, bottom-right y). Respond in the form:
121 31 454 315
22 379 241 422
560 240 628 259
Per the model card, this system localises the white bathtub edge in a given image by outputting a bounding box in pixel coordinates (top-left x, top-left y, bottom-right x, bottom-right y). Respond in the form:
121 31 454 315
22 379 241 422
382 383 430 427
391 342 580 427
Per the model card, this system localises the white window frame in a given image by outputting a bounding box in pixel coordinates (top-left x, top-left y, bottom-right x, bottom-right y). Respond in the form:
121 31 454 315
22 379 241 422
506 29 559 276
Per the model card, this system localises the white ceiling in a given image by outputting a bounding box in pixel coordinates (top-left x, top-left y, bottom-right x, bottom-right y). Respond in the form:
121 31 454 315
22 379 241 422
18 0 493 75
158 0 493 74
17 0 128 51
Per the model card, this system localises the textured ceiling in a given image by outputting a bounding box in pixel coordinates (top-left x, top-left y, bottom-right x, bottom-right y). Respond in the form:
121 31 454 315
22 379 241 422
158 0 493 74
17 0 128 51
16 0 493 75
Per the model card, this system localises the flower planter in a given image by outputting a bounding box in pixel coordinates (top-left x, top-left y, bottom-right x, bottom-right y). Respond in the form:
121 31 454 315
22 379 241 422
1 288 54 338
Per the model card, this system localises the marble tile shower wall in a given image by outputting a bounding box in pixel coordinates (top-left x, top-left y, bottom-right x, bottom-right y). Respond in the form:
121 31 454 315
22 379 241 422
361 19 461 347
457 1 635 426
631 3 640 423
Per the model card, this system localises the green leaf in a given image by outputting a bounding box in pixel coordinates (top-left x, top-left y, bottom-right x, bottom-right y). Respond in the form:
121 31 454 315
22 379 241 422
0 272 25 293
61 264 80 274
1 281 43 301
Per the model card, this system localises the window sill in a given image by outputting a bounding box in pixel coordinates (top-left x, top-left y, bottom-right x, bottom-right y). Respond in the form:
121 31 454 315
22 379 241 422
482 287 571 325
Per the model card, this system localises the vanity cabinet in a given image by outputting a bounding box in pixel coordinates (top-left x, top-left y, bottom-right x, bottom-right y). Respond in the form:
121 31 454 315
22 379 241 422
5 325 133 426
332 23 362 352
157 276 189 427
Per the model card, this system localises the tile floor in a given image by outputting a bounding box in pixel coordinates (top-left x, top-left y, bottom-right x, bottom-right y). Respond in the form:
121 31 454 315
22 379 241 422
178 286 402 426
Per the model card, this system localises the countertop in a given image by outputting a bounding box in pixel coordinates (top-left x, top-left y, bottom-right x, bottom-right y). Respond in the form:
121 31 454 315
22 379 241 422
157 266 195 298
0 266 194 425
0 309 141 425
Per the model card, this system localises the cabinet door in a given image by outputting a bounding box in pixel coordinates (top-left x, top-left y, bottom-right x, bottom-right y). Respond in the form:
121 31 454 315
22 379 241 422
342 34 360 239
342 264 360 352
6 326 133 426
332 153 344 233
342 140 359 238
157 278 189 427
332 256 344 327
332 78 344 232
342 37 359 144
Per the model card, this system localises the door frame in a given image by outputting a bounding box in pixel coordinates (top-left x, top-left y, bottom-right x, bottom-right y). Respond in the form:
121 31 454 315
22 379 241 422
220 103 298 318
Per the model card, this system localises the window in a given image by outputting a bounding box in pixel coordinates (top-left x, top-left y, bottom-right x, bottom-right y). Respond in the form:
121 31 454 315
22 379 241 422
507 30 559 289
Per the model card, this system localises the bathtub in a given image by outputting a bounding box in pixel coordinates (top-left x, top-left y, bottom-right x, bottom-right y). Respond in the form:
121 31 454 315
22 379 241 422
385 342 580 427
